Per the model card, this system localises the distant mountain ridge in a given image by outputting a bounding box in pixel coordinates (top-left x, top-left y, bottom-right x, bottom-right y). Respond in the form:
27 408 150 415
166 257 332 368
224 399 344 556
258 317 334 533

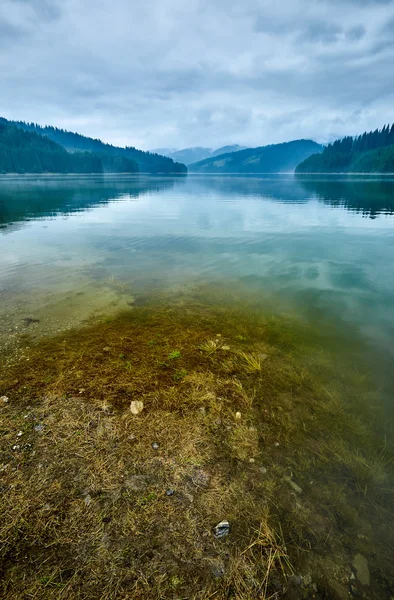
189 140 323 173
296 124 394 173
0 118 187 174
151 145 246 165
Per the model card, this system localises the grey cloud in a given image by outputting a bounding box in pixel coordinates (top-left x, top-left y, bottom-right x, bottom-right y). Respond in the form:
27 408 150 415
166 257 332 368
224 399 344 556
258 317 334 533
1 0 394 150
297 22 343 45
346 25 367 40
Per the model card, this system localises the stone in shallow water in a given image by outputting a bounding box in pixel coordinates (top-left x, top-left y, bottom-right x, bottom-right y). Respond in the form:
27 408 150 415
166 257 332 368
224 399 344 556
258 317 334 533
353 553 370 586
130 400 144 415
213 520 230 539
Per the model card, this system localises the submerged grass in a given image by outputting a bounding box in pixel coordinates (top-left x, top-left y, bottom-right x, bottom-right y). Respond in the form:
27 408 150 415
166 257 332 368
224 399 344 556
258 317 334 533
0 299 394 599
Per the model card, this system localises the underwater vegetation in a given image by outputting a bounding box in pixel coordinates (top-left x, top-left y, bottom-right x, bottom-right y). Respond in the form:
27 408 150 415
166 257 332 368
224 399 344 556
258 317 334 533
0 298 393 599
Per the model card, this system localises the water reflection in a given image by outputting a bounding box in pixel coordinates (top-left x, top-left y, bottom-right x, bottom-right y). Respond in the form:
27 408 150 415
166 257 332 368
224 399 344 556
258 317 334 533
0 175 184 230
297 175 394 218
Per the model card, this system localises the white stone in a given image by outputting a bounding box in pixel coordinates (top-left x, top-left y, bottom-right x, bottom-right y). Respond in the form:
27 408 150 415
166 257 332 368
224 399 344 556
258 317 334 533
130 400 144 415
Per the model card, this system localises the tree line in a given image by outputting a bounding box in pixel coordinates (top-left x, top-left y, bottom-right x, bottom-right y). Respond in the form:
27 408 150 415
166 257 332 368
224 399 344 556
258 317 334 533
296 124 394 173
0 123 107 174
1 118 187 174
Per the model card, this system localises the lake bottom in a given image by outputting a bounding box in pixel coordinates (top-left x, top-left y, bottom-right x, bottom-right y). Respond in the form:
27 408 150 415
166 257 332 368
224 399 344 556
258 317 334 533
1 285 393 599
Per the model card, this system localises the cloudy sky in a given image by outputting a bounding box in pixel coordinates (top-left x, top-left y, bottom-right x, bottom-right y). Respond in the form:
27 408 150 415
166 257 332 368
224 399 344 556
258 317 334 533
1 0 394 150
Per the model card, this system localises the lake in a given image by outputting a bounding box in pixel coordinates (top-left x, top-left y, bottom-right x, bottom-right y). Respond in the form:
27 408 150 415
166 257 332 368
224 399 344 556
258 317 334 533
1 174 394 382
1 174 394 596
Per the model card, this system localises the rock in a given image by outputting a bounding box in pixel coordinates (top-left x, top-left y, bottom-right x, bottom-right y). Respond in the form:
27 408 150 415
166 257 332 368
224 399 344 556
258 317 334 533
130 400 144 415
23 317 40 326
283 475 302 494
288 574 302 587
353 553 370 586
0 396 9 404
166 489 175 496
210 559 225 578
349 582 362 597
328 581 349 600
274 442 280 447
235 411 242 420
213 520 230 539
151 442 159 450
259 466 267 474
191 468 211 488
124 475 150 491
16 431 23 437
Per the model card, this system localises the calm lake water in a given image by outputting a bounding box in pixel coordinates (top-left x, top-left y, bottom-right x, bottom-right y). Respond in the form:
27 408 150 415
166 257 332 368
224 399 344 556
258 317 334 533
1 173 394 405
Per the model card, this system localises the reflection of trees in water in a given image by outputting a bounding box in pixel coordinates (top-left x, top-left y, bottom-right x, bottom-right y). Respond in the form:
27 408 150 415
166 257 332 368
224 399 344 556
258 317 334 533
296 176 394 219
193 174 394 218
2 175 393 229
0 176 184 228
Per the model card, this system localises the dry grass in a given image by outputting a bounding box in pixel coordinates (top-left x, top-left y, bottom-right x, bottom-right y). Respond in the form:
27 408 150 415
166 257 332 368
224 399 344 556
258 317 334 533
0 301 394 598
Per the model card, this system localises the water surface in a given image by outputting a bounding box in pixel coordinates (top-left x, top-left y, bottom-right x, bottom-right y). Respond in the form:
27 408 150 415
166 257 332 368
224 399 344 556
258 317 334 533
1 173 394 396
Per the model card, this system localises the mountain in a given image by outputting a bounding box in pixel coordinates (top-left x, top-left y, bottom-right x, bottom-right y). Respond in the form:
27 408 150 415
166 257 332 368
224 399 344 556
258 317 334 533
0 121 106 174
1 118 187 174
210 145 245 157
189 140 323 173
296 124 394 173
150 145 247 165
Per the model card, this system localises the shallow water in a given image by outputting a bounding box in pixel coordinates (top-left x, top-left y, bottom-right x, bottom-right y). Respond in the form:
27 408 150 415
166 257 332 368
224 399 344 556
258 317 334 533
1 173 394 596
1 173 394 393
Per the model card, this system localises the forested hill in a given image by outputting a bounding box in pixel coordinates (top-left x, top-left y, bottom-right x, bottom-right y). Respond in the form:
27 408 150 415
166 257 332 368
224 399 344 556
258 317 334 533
0 122 106 174
1 118 187 174
188 140 323 173
296 124 394 173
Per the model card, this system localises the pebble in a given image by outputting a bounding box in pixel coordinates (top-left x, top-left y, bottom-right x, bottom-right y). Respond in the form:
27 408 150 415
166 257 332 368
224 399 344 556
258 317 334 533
213 520 230 539
166 489 175 496
1 396 9 403
151 442 159 450
274 442 280 447
353 553 370 586
211 559 225 578
259 466 267 474
16 431 23 437
130 400 144 415
235 411 242 420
